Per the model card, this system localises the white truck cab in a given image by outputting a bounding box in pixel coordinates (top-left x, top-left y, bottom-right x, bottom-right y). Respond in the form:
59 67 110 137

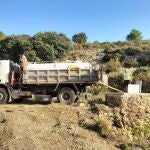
0 60 10 84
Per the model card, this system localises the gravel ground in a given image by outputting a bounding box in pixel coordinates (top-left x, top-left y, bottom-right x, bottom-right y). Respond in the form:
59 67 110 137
0 102 117 150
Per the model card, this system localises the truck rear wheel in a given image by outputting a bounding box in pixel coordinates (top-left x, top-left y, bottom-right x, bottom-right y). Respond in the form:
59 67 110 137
14 98 24 103
0 88 9 104
57 87 75 104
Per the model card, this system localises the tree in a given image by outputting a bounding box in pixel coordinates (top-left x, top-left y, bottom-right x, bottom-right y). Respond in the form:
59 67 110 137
72 32 88 44
126 29 142 41
0 31 6 40
0 35 32 62
0 32 72 62
33 41 55 61
32 32 72 60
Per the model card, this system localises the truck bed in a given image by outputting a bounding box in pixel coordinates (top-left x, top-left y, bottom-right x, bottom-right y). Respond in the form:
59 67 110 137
22 69 99 84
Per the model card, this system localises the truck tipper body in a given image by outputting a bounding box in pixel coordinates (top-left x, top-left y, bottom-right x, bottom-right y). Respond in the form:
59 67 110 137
0 60 99 104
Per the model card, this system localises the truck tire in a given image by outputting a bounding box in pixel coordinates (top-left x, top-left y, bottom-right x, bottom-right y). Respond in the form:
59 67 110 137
0 88 9 104
14 98 24 103
57 87 76 104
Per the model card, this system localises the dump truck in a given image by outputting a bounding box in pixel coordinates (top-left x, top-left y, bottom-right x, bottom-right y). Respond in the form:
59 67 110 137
0 60 99 104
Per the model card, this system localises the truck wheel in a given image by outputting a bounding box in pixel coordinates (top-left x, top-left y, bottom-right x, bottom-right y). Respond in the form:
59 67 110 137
14 98 24 103
57 87 75 104
0 88 9 104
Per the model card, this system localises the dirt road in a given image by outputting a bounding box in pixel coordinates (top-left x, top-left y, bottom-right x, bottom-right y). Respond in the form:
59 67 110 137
0 103 117 150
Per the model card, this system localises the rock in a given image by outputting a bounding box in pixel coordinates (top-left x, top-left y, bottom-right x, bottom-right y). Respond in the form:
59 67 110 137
80 103 85 107
114 117 124 128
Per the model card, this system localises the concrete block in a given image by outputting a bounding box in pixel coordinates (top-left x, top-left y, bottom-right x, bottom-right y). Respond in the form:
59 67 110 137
128 84 140 94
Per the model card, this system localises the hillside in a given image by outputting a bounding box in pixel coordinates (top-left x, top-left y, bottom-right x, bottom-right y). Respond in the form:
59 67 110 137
0 94 150 150
0 34 150 149
0 103 116 150
65 40 150 93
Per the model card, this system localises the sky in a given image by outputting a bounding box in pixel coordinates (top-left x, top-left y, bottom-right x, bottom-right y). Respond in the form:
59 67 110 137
0 0 150 42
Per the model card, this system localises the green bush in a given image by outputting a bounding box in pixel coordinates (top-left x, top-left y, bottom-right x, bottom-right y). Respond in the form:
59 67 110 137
92 41 101 49
72 32 87 44
0 35 32 62
33 32 72 60
131 119 150 149
126 29 142 41
0 32 72 62
137 51 150 66
124 47 142 56
119 144 129 150
101 42 117 50
133 67 150 92
124 58 139 68
73 43 83 50
103 49 125 62
105 58 122 73
141 45 150 51
82 43 92 50
133 67 150 81
108 73 124 91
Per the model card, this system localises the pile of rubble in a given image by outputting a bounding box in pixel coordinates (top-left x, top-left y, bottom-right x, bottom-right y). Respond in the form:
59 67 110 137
91 93 150 147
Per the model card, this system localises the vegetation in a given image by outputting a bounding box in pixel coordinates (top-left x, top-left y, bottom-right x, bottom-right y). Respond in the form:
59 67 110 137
124 58 139 68
105 58 122 73
124 47 142 56
0 31 6 40
0 29 149 92
108 73 124 91
72 32 88 44
107 67 150 92
126 29 142 41
133 67 150 92
131 118 150 149
103 49 125 62
0 32 72 62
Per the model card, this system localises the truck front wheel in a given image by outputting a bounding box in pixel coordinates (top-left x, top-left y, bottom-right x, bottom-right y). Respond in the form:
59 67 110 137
57 87 75 104
0 88 9 104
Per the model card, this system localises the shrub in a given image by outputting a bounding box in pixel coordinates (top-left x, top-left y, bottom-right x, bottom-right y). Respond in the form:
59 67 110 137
82 43 92 50
25 50 37 62
133 67 150 92
126 29 142 41
124 47 142 56
72 32 87 44
137 51 150 66
142 45 150 51
119 143 130 150
124 58 139 68
105 58 122 73
98 116 112 138
103 47 115 53
133 67 150 81
92 41 101 49
103 49 125 62
32 32 72 60
108 73 124 91
131 119 150 149
73 43 83 50
101 42 117 50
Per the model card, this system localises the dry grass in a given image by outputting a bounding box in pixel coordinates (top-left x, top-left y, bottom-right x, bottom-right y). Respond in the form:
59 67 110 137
97 116 112 138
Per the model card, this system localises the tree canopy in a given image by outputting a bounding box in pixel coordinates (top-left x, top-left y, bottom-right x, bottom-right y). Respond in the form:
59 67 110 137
0 32 72 62
72 32 88 44
126 29 142 41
